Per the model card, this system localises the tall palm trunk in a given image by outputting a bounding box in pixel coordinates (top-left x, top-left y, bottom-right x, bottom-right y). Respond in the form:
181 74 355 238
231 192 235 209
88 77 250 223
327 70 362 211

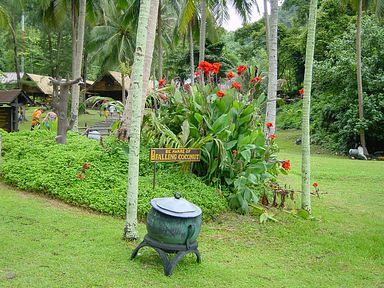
356 0 368 154
264 0 270 56
264 0 278 135
119 0 159 141
9 20 21 88
199 0 206 62
189 22 195 85
301 0 318 213
157 1 163 80
123 0 158 240
71 0 86 132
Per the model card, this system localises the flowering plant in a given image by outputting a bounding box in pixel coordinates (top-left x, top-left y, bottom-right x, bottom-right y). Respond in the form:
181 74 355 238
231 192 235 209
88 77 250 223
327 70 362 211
143 62 285 213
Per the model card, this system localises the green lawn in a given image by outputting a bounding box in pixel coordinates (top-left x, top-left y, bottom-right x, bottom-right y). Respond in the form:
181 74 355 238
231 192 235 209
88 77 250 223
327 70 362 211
0 130 383 287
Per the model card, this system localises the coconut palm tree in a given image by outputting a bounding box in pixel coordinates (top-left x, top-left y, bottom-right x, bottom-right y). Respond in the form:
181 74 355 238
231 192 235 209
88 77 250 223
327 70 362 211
264 0 278 135
0 1 24 88
301 0 318 213
343 0 384 154
124 0 159 241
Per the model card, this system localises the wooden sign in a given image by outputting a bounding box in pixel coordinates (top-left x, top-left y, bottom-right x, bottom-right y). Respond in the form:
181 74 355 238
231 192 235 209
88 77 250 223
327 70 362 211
150 148 201 162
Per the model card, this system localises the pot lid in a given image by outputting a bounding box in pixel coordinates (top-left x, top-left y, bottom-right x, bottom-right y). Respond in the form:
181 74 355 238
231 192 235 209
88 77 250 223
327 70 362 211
151 193 202 218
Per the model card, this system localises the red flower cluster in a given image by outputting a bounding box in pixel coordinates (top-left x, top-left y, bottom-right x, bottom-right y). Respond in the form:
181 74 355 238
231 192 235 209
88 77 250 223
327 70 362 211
312 182 318 188
299 88 304 95
250 76 262 83
197 61 220 75
282 160 291 171
226 71 235 80
266 122 273 128
216 90 225 98
231 82 241 90
269 133 276 140
194 71 200 78
158 79 166 88
237 65 247 75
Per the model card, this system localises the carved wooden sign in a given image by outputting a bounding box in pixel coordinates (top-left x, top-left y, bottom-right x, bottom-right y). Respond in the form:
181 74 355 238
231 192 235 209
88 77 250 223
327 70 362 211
150 148 201 162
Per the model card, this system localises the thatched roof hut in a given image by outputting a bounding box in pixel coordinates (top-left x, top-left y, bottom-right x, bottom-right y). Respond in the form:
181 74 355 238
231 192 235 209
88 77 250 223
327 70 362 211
21 73 53 98
87 71 153 101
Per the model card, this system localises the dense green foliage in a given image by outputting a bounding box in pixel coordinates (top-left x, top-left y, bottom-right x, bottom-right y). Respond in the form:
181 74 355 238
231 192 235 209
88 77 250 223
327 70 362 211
0 130 227 219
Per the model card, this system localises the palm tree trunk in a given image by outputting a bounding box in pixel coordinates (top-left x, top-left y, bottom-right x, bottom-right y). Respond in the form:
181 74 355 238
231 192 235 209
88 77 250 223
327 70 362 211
119 0 159 141
189 22 195 85
264 0 270 56
301 0 318 213
264 0 278 135
199 0 206 62
356 0 368 154
10 21 21 89
123 0 158 241
71 0 86 132
157 1 163 80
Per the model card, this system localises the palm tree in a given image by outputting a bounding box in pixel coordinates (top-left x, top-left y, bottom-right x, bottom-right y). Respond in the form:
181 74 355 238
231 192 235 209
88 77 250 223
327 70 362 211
70 0 86 132
343 0 384 154
264 0 278 135
124 0 159 241
301 0 318 213
0 1 24 88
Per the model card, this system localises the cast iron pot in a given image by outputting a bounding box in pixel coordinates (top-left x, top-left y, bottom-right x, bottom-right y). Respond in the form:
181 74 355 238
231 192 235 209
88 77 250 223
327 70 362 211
146 193 202 246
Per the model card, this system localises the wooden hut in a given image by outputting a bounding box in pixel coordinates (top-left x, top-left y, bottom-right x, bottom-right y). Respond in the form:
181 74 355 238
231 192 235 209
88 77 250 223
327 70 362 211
0 90 33 132
21 73 53 102
87 71 130 101
87 71 153 102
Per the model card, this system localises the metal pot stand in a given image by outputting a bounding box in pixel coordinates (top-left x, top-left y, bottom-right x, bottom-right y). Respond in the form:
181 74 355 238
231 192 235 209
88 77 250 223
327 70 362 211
131 234 201 276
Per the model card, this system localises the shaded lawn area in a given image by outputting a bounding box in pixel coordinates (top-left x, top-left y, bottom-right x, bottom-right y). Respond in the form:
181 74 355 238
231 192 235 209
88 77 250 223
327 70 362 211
0 130 383 287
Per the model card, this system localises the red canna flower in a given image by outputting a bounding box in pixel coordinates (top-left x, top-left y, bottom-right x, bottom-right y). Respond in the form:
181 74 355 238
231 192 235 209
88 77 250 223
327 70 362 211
231 82 241 90
82 162 89 170
250 76 262 83
194 71 200 78
198 61 214 75
216 90 225 98
237 65 247 75
266 122 273 128
282 160 291 171
269 133 276 140
226 71 235 80
212 62 220 74
158 79 166 88
312 182 318 188
299 88 304 95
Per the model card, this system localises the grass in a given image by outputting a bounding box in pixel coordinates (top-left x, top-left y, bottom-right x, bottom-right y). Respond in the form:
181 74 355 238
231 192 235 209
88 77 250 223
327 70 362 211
0 129 383 287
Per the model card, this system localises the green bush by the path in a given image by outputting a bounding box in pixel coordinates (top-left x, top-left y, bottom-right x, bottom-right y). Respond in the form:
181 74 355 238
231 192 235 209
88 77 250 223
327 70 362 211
0 130 227 219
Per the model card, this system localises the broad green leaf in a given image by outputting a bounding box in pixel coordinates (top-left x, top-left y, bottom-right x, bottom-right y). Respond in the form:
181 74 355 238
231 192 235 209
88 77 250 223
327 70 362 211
224 140 237 150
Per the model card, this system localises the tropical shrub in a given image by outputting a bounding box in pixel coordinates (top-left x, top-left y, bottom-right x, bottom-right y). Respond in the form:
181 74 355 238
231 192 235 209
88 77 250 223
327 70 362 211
143 63 289 213
0 130 227 219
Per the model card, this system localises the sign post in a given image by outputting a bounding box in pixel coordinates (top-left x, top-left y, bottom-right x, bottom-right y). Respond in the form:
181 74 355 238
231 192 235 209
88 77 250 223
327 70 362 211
150 148 201 189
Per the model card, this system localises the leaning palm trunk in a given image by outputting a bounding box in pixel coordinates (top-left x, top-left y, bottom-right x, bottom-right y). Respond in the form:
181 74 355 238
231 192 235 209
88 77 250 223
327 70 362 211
123 0 158 241
119 0 159 141
71 0 86 132
264 0 278 135
301 0 318 213
356 0 368 154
